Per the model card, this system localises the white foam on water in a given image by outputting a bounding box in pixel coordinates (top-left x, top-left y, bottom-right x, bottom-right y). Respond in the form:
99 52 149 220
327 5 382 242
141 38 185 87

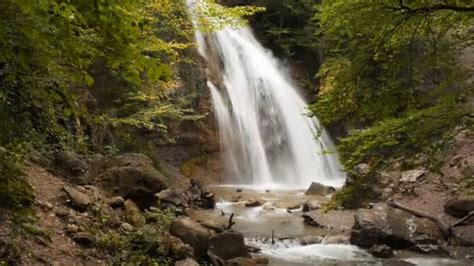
246 237 371 264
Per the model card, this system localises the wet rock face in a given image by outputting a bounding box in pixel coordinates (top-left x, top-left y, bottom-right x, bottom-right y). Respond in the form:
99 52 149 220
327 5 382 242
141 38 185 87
350 203 443 249
209 231 249 261
91 153 168 209
169 218 213 259
305 182 336 196
444 197 474 218
368 244 393 258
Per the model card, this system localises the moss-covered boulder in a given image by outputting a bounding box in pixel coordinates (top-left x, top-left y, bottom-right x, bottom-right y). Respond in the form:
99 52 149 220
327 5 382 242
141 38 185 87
91 153 168 209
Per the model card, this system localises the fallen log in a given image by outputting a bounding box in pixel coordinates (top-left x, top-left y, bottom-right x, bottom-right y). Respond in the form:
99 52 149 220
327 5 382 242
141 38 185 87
388 200 474 231
387 199 452 239
386 199 474 241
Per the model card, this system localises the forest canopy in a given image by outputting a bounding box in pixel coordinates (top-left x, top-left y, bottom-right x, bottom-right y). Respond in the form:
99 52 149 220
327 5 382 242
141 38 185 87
307 0 473 207
0 0 260 210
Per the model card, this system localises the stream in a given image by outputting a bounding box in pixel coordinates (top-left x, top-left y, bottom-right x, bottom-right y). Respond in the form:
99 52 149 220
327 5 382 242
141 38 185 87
190 185 470 266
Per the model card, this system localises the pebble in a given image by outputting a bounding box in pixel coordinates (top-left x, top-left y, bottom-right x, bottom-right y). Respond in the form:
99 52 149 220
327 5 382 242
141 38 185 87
120 223 134 232
66 224 79 234
54 207 70 217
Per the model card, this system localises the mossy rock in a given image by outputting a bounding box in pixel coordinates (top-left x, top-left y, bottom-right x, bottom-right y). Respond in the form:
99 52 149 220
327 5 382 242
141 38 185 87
124 200 145 227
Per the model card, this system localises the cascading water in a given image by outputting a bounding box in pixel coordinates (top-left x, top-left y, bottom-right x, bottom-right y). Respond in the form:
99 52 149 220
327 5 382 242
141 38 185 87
188 0 344 188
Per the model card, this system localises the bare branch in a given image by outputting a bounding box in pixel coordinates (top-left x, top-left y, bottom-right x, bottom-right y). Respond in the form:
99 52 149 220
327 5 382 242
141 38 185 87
226 213 235 230
452 211 474 227
382 2 474 14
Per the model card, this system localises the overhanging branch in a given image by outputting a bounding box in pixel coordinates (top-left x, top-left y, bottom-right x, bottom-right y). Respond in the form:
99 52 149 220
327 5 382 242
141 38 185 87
382 1 474 14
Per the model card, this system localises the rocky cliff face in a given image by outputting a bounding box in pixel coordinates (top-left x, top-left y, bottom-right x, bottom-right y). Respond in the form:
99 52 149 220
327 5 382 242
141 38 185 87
154 41 224 185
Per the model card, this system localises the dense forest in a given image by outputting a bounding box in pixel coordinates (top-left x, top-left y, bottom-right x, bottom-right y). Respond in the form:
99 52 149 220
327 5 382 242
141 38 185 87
1 0 473 265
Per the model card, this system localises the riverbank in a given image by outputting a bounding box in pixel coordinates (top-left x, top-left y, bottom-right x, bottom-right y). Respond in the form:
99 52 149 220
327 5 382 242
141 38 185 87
2 146 472 265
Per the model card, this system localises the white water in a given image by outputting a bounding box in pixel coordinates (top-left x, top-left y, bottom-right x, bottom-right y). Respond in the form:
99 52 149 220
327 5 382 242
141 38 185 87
188 1 344 189
246 238 370 265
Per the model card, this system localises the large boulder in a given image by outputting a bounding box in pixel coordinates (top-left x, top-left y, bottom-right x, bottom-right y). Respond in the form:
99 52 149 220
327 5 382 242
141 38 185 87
305 182 336 196
91 153 168 209
209 231 249 261
350 203 443 249
453 225 474 246
55 151 91 185
169 218 213 258
444 197 474 218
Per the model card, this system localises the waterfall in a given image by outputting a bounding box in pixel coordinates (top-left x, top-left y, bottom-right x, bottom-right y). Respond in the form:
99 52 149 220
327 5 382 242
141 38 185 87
188 1 345 188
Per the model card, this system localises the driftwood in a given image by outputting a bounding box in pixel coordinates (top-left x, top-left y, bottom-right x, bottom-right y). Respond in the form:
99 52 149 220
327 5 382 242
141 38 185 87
388 199 474 240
